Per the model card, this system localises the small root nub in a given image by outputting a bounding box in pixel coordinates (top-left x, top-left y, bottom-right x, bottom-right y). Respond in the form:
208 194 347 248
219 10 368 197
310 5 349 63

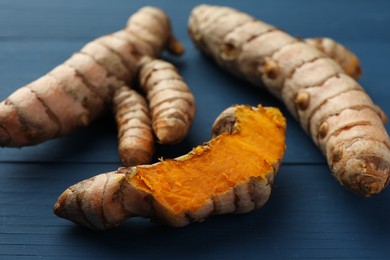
259 58 280 80
318 122 329 139
295 91 310 111
331 147 343 164
221 43 239 60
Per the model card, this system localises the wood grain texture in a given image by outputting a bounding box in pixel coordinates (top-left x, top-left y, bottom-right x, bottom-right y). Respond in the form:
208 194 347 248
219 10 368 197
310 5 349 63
1 164 390 259
0 0 390 259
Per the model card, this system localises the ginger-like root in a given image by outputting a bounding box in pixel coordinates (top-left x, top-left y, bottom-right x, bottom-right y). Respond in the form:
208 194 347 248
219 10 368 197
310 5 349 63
138 58 196 144
112 86 154 166
188 5 390 196
305 37 362 80
0 6 183 147
53 105 286 230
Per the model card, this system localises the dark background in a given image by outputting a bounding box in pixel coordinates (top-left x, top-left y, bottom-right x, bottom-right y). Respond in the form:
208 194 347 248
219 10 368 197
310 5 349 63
1 0 389 259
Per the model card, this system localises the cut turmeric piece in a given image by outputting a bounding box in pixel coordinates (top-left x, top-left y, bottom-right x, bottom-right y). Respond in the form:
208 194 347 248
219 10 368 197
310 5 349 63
53 105 286 230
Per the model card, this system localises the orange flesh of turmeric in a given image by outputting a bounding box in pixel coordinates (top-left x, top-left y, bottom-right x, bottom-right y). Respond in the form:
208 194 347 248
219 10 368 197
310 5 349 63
130 106 286 214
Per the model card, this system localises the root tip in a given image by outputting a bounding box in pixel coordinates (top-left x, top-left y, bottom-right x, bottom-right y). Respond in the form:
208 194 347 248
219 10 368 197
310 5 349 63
53 193 68 218
167 35 185 55
335 156 390 197
155 124 187 144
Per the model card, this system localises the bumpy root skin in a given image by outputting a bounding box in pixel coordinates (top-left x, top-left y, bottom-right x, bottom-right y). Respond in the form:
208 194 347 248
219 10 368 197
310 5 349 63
188 5 390 196
54 105 286 230
0 6 183 147
305 37 362 80
113 86 154 166
138 58 196 144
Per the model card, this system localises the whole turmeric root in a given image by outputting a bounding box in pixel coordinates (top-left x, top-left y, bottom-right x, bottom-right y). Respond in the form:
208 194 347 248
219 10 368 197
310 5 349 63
188 5 390 196
0 6 185 147
53 105 286 230
138 58 196 144
112 86 154 166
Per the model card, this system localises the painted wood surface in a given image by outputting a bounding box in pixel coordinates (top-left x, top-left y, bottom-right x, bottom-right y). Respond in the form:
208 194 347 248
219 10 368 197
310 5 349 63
1 0 389 259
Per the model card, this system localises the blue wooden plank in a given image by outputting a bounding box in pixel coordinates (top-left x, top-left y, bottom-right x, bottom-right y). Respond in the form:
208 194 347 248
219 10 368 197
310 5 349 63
0 0 390 259
1 0 389 42
1 163 389 259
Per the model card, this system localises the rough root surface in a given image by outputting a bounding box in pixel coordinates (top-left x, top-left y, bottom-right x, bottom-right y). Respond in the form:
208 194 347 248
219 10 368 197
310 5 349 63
53 105 286 230
0 6 184 147
188 4 390 196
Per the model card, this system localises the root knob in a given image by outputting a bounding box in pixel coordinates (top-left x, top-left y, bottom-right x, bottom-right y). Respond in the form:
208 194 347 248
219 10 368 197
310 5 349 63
221 43 239 60
318 122 329 139
259 58 280 80
295 91 310 111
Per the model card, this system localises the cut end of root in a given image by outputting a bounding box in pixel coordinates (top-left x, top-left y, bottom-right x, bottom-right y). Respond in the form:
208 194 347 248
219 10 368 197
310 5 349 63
211 106 237 138
336 156 390 197
53 104 286 229
131 104 286 222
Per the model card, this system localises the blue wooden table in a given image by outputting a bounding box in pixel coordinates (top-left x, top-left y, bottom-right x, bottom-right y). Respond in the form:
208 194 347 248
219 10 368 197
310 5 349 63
1 0 389 259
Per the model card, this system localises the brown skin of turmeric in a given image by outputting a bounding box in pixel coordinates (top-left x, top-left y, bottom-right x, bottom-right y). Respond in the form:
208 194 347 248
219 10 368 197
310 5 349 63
112 86 155 166
188 5 390 196
304 37 362 80
138 57 196 144
0 6 192 153
53 105 286 230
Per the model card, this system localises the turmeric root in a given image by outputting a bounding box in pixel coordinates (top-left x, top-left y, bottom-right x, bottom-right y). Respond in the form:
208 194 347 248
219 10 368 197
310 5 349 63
53 105 286 230
305 37 362 80
188 5 390 196
138 58 196 144
0 6 185 147
112 86 154 166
